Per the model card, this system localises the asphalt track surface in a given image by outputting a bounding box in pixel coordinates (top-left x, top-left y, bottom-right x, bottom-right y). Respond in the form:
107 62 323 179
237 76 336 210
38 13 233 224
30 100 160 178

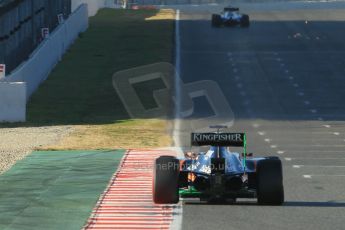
174 2 345 230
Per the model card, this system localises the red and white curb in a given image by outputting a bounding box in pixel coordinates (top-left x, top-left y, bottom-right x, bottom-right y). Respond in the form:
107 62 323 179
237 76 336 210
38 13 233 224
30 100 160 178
83 149 182 230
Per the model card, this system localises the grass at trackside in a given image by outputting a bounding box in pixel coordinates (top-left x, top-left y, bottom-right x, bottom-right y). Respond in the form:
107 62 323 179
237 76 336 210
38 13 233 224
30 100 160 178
0 150 125 230
41 119 171 150
25 9 175 149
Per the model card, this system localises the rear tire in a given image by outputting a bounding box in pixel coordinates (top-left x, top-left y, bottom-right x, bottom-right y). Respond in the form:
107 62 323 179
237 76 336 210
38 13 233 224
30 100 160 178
256 157 284 205
240 14 250 27
212 14 222 27
153 156 180 204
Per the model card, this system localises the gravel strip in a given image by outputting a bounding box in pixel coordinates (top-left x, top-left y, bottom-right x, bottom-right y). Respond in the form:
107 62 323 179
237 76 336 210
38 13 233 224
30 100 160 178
0 126 74 174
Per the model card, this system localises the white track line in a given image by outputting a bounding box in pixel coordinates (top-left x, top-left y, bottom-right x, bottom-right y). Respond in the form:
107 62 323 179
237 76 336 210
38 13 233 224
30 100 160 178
174 9 181 121
285 157 345 160
303 174 345 179
303 175 312 178
173 9 182 149
172 10 183 230
252 124 260 128
294 164 345 168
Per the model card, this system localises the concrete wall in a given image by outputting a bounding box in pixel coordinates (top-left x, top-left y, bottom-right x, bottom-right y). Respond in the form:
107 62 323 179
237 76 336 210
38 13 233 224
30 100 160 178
135 0 230 5
0 4 88 122
72 0 109 16
0 82 26 122
2 4 88 98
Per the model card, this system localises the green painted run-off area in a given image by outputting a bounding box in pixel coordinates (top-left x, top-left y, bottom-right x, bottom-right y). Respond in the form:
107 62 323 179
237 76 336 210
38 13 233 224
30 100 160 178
0 150 124 230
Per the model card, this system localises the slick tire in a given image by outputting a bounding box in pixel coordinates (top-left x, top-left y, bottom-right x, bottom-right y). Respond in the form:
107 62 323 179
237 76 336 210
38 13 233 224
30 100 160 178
240 14 250 27
212 14 222 27
153 156 180 204
256 157 284 205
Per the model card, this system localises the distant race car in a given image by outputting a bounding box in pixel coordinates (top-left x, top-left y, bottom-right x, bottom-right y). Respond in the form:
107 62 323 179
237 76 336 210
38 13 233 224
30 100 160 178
212 7 250 28
152 126 284 205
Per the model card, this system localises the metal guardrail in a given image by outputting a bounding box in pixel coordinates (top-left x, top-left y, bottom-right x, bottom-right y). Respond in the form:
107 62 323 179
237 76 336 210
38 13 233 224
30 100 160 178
0 0 71 75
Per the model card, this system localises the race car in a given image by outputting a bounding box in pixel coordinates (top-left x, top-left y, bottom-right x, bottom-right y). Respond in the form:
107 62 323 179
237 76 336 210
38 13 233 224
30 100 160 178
212 7 250 28
152 126 284 205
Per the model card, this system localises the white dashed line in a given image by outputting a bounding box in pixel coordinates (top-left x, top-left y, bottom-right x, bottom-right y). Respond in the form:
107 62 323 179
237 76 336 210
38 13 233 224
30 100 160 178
287 157 345 160
240 91 247 96
295 164 345 168
236 83 243 88
333 132 340 136
304 174 345 178
323 124 331 128
252 123 260 128
233 69 238 73
284 157 292 161
270 145 277 149
318 117 323 121
293 83 299 88
285 70 289 73
298 92 304 96
289 76 294 80
234 76 240 80
277 150 285 154
304 100 310 105
310 109 317 113
264 138 271 143
257 131 265 136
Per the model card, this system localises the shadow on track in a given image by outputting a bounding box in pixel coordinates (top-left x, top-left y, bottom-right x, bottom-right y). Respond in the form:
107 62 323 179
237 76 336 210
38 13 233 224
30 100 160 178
184 200 345 207
284 201 345 207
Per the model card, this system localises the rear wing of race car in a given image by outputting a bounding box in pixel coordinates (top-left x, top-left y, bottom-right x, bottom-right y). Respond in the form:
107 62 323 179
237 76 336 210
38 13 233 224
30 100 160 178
191 132 249 171
191 133 246 147
224 7 239 12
